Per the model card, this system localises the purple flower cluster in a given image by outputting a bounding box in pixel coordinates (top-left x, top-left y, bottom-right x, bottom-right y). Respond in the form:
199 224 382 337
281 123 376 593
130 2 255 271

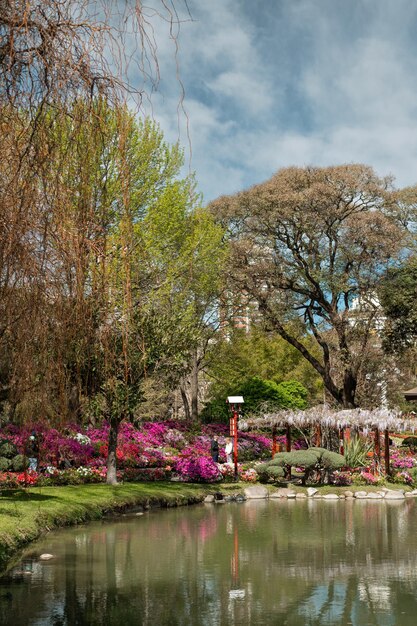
391 451 416 469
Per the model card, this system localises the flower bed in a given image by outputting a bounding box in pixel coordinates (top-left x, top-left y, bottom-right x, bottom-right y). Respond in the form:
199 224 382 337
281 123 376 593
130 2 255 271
0 421 273 486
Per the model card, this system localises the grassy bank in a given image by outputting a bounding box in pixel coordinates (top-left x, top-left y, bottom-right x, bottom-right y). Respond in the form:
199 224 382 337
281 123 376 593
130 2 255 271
0 481 236 570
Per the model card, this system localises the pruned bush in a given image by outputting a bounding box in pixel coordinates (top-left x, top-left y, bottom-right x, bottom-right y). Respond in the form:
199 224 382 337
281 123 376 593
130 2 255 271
321 450 345 469
0 457 11 471
11 454 27 472
258 447 346 485
287 450 319 468
255 463 271 481
267 466 285 479
402 437 417 451
0 441 17 459
268 453 291 467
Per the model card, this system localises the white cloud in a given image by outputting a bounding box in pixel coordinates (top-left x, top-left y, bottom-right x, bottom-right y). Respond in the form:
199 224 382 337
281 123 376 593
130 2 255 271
130 0 417 200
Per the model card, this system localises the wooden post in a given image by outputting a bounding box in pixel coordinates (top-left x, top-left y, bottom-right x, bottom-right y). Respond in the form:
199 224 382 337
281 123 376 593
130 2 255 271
339 427 344 455
374 427 381 464
384 428 390 475
285 424 291 452
285 423 292 480
233 408 239 481
272 425 277 458
315 423 322 447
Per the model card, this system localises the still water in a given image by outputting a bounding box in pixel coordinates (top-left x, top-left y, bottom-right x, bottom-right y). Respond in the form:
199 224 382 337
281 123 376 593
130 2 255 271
1 498 417 625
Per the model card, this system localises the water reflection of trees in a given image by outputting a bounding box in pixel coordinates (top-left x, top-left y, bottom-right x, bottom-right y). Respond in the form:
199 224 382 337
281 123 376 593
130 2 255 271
1 501 417 624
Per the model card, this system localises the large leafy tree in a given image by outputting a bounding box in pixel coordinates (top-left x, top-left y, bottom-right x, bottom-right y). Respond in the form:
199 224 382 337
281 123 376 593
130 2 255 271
210 164 405 408
379 257 417 353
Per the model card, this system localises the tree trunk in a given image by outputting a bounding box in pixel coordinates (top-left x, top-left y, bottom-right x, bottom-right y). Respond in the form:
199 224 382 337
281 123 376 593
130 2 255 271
106 418 119 485
342 370 357 408
190 352 199 422
180 384 191 421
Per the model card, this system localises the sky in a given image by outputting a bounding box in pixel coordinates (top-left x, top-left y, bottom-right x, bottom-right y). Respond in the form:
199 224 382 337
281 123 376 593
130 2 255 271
136 0 417 203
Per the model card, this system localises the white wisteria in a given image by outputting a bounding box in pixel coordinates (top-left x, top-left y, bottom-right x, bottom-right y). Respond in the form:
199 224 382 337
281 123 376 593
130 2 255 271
242 406 417 434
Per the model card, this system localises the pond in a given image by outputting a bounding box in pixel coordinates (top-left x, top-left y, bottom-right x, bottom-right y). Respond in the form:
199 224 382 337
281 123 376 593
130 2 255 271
1 498 417 625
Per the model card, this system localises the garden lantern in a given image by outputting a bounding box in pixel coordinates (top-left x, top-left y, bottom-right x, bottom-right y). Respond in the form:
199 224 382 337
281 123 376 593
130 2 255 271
227 396 244 480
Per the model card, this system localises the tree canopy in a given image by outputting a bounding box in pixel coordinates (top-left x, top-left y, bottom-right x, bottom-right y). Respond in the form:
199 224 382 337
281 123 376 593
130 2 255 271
210 164 406 408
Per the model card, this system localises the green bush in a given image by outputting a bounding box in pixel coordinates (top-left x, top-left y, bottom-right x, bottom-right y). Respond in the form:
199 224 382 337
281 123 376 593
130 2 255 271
402 437 417 451
257 447 346 485
11 454 27 472
255 463 271 481
287 450 319 468
255 462 285 482
274 380 308 410
0 441 17 459
0 457 11 471
321 450 345 470
267 466 285 479
268 453 291 467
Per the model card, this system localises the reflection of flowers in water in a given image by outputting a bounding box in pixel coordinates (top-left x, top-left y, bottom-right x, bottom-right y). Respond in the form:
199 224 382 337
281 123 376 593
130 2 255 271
198 514 218 543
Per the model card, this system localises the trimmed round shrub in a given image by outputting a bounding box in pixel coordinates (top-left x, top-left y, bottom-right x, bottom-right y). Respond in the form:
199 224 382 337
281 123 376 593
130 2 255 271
286 450 319 469
0 441 18 459
307 447 328 460
269 453 291 467
267 466 285 479
402 437 417 450
11 454 27 472
321 450 345 470
0 457 11 471
255 463 271 480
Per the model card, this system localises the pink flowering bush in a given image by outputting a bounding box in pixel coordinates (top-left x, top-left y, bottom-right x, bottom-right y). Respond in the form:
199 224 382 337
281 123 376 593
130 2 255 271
240 468 258 482
219 463 237 482
175 456 221 482
390 450 416 470
392 471 413 485
354 470 385 486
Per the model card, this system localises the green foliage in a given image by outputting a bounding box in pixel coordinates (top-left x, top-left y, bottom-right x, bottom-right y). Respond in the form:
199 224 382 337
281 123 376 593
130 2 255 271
379 257 417 353
237 377 284 413
287 450 320 468
344 438 372 468
202 373 310 421
254 463 270 481
258 447 346 484
203 327 322 421
268 453 291 467
0 441 17 459
321 450 345 470
267 466 285 479
402 437 417 451
11 455 27 472
0 457 11 471
275 380 308 410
